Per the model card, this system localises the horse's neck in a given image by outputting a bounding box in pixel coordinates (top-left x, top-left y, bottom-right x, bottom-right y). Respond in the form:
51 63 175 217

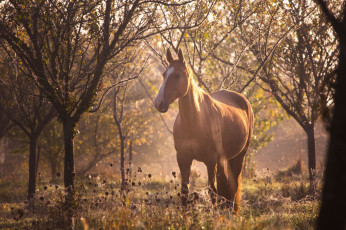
178 78 205 124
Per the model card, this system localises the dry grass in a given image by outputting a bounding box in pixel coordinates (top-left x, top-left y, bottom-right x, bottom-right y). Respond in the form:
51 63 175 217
0 167 322 229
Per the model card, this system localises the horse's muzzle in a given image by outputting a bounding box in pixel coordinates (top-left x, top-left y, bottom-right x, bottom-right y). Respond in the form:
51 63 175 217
154 98 169 113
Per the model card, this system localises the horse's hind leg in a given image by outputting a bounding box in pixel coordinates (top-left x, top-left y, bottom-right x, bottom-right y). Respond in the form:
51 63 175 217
207 162 217 204
227 150 247 214
177 153 192 206
216 157 231 207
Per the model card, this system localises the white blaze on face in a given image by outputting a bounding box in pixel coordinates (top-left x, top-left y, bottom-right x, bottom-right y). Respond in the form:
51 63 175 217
166 66 174 78
154 66 174 109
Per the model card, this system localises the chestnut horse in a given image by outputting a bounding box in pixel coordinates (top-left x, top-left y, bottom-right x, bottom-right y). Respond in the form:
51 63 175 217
154 49 254 214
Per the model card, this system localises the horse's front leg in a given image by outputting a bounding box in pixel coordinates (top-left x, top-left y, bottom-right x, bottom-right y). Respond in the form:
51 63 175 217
177 153 192 206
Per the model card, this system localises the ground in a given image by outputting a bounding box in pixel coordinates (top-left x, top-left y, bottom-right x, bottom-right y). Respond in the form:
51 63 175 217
0 166 321 229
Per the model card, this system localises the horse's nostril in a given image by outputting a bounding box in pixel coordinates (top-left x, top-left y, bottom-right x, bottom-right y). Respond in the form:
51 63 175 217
158 104 164 112
155 100 168 113
159 101 164 109
154 98 164 110
154 97 168 112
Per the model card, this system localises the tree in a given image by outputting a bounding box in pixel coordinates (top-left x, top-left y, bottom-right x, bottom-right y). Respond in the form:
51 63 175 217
113 86 128 188
74 73 171 177
110 52 146 187
315 0 346 229
0 49 55 201
237 0 337 186
263 0 336 186
0 0 211 192
72 45 150 176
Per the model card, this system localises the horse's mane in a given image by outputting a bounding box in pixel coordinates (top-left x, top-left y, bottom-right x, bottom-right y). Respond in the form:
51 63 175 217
186 69 206 112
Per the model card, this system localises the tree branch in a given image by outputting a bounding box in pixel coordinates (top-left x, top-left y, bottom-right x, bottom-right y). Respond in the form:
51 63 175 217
314 0 342 35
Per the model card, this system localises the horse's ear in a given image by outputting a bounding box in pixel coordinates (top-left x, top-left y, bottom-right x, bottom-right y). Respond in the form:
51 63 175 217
167 49 173 63
178 48 184 63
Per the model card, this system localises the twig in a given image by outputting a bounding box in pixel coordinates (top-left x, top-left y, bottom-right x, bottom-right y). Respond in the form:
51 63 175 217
89 75 139 113
239 5 318 93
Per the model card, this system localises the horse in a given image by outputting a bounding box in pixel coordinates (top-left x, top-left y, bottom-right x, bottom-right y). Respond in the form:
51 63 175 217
154 49 254 214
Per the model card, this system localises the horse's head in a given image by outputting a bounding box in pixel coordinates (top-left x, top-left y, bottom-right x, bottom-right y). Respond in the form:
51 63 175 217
154 49 189 113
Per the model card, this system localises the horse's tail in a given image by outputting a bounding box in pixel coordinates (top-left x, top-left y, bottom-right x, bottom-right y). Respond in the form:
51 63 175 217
234 98 253 214
234 174 242 214
243 96 254 144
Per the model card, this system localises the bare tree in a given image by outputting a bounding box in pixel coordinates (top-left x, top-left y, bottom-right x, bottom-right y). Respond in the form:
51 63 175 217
113 86 127 188
111 60 143 188
0 50 55 202
236 0 337 186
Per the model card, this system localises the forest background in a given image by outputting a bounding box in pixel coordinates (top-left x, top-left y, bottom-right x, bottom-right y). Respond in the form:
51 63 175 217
0 0 343 228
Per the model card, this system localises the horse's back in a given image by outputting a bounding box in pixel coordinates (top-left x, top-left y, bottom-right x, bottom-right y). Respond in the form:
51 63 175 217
211 90 251 114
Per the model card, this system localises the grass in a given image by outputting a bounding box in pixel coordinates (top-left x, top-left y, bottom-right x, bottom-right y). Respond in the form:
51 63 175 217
0 167 322 229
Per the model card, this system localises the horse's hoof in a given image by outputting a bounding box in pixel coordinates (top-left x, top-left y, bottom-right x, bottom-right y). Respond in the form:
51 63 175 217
179 194 188 206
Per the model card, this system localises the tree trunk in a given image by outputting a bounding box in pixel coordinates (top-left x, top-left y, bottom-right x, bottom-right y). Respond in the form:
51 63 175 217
120 133 125 189
129 140 132 178
28 135 37 200
63 119 76 192
305 125 316 188
113 89 126 189
36 144 41 183
317 35 346 230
